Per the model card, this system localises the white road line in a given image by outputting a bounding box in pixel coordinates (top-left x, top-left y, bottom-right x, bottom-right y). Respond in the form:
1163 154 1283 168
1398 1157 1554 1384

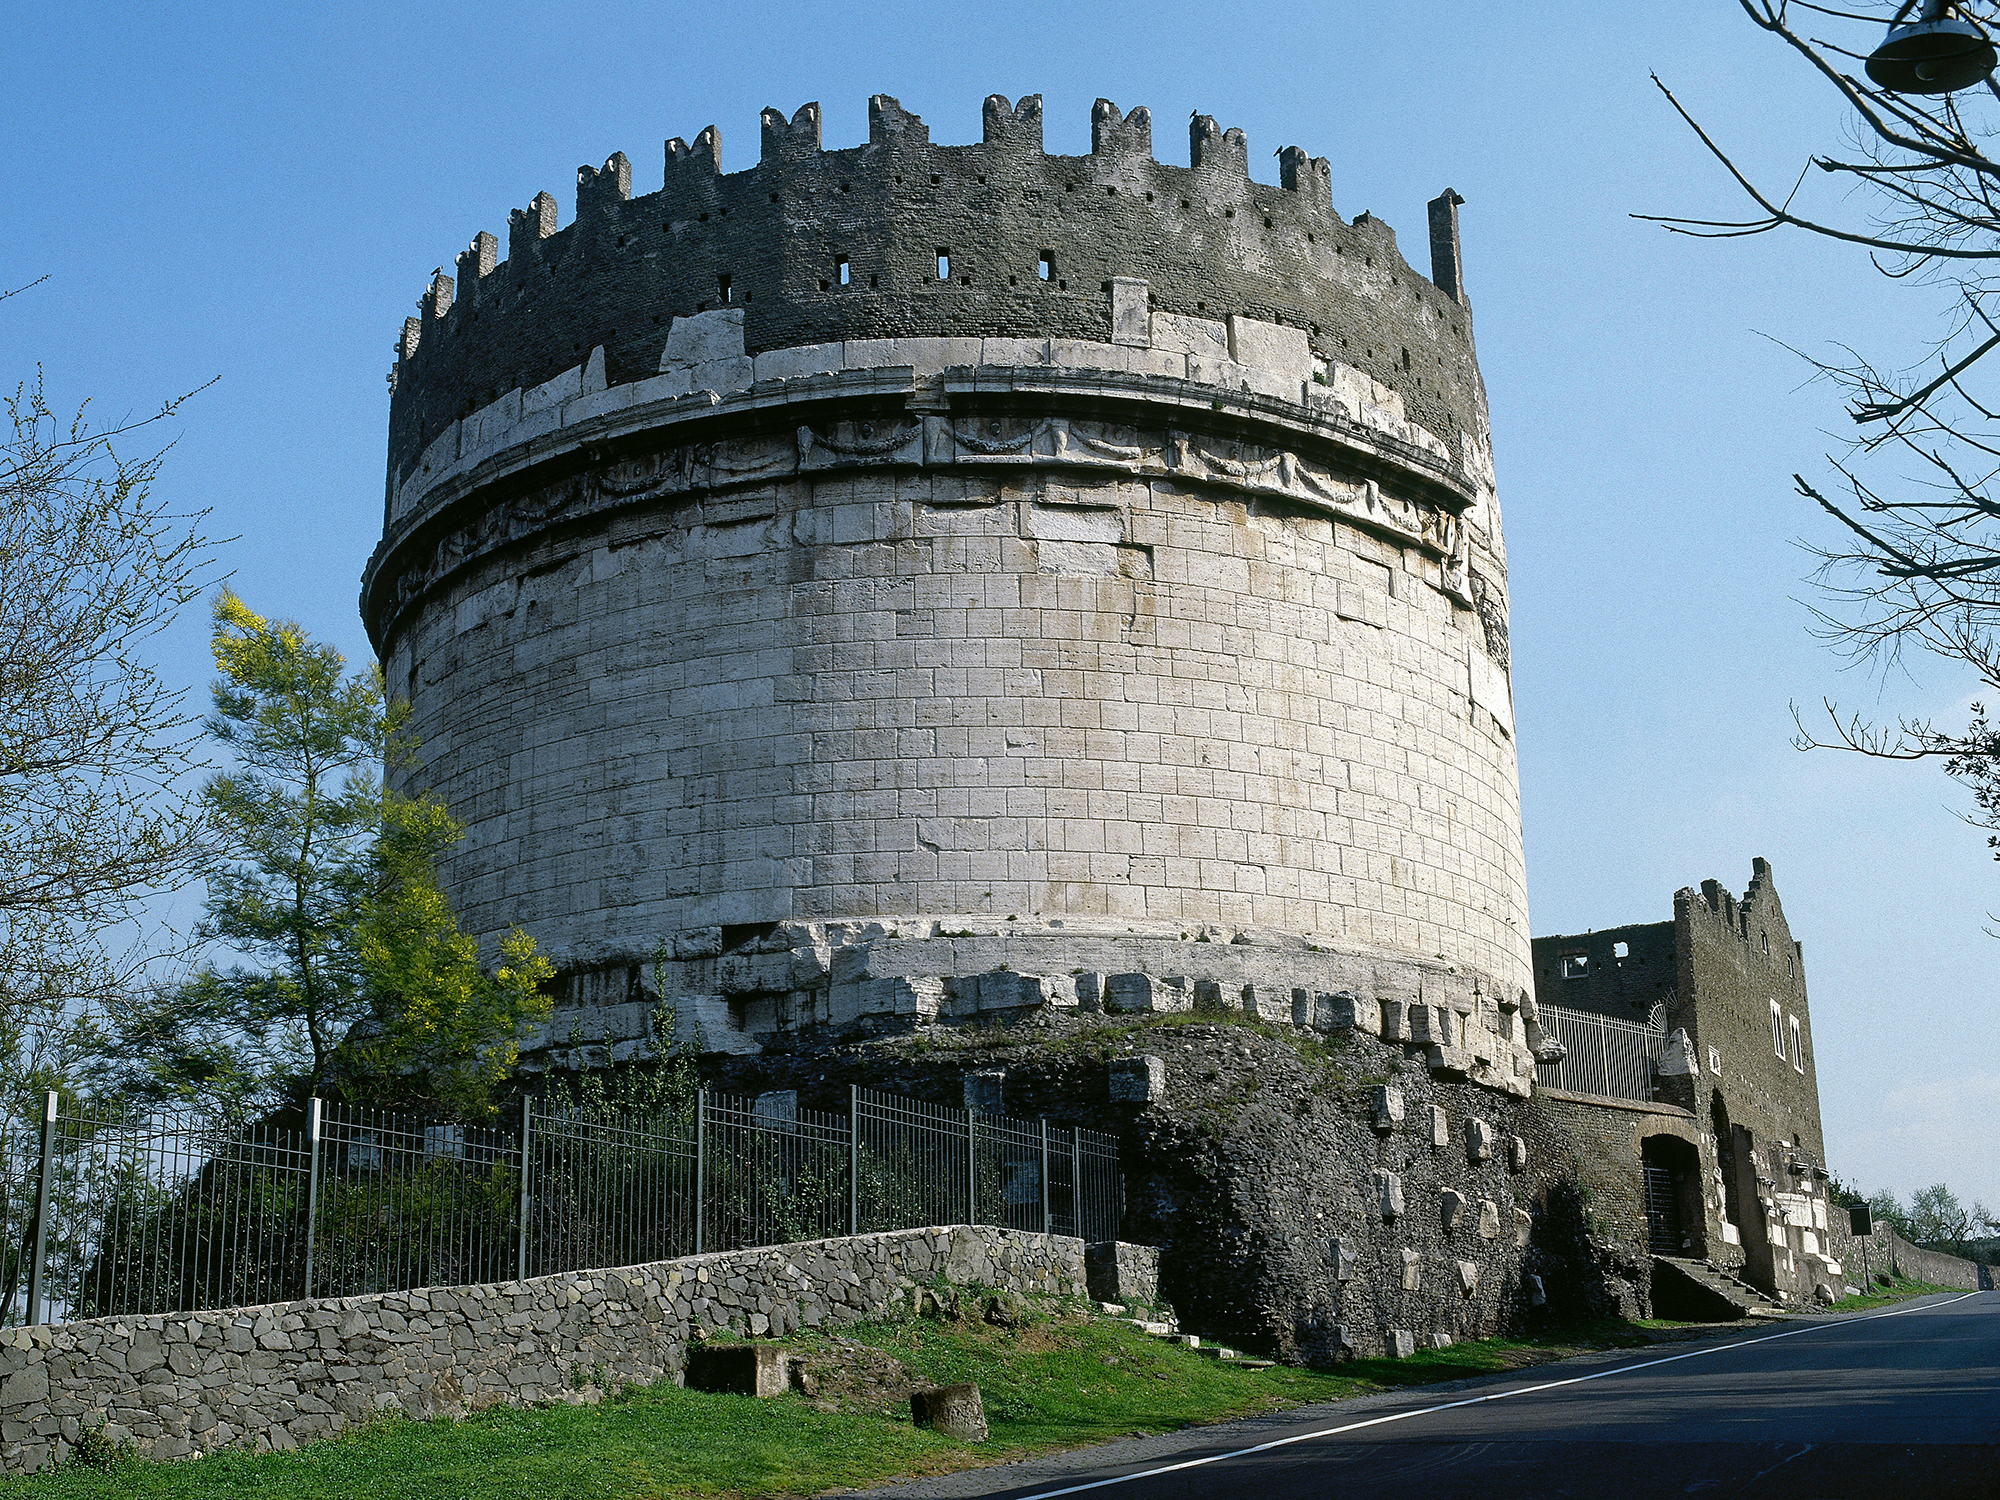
1013 1291 1986 1499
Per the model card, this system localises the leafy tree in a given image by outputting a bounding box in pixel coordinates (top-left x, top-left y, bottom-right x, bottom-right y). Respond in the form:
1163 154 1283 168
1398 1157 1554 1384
1647 3 2000 857
1 324 217 1082
112 590 550 1116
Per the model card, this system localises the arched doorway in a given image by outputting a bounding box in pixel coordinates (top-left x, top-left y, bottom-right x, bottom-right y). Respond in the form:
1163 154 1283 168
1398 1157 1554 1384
1640 1134 1703 1255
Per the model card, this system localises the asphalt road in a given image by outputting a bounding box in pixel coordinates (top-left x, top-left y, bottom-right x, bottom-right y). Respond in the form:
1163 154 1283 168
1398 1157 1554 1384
853 1292 2000 1500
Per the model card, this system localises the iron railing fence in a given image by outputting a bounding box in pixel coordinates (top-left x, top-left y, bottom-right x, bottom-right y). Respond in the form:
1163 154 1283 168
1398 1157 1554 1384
1534 1001 1665 1102
6 1085 1123 1328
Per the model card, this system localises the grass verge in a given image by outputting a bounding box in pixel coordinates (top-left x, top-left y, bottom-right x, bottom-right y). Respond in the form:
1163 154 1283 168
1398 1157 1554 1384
1822 1273 1966 1312
0 1305 1733 1500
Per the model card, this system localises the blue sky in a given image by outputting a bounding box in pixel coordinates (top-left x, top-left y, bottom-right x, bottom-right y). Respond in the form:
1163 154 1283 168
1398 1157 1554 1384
6 1 1992 1208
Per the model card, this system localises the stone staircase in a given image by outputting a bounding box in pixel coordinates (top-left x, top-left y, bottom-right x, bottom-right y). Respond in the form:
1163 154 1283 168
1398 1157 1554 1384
1651 1255 1790 1321
1097 1302 1276 1369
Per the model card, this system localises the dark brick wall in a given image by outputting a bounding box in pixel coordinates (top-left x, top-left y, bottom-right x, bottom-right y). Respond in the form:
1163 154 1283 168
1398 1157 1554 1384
1676 858 1824 1174
387 94 1484 484
1530 920 1676 1023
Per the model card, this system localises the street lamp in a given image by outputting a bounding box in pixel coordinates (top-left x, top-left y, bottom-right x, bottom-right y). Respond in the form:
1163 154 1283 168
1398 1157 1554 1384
1866 0 1998 94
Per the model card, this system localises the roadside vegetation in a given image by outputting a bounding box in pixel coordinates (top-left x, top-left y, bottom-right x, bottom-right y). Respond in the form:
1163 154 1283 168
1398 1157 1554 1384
0 1299 1739 1500
1824 1273 1965 1314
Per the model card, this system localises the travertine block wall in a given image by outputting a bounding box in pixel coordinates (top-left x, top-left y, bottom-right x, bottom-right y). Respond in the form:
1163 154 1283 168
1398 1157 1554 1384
396 458 1523 988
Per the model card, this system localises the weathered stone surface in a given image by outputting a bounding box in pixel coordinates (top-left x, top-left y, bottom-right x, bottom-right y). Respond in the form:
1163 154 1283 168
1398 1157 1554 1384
1328 1237 1359 1283
1428 1105 1451 1149
963 1071 1005 1115
1371 1086 1404 1133
1439 1190 1467 1233
1465 1118 1494 1163
1085 1242 1160 1307
1477 1200 1501 1240
1455 1260 1480 1295
1108 1054 1167 1103
1374 1170 1405 1221
1388 1329 1416 1359
910 1382 987 1442
1400 1248 1422 1292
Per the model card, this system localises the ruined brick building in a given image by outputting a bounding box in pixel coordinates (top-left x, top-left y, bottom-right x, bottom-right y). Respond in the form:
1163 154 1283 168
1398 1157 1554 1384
359 92 1848 1354
1531 858 1841 1310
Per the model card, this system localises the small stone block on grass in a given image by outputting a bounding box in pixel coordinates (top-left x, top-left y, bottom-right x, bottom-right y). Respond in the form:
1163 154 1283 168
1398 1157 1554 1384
1388 1329 1416 1359
684 1345 791 1398
911 1383 988 1442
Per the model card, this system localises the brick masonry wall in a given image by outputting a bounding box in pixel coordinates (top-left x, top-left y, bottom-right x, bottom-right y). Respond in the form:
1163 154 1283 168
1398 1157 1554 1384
388 94 1484 485
0 1226 1090 1476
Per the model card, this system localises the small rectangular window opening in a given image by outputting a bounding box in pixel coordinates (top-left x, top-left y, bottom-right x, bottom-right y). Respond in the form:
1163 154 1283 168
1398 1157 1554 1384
1770 1001 1785 1058
1038 252 1053 282
837 256 850 286
1559 953 1589 980
1789 1015 1804 1072
936 249 951 280
1612 940 1630 961
717 273 733 303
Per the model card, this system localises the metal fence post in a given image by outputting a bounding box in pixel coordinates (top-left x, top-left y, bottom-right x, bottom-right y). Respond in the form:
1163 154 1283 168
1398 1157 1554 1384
694 1087 707 1255
24 1091 57 1326
848 1085 860 1236
1039 1118 1051 1235
1071 1129 1081 1239
302 1098 323 1301
516 1095 533 1281
965 1106 977 1226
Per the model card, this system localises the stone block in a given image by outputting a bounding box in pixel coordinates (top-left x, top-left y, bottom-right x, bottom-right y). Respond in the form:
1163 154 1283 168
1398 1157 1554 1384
1507 1136 1527 1172
911 1383 987 1442
1455 1260 1480 1295
1110 278 1151 348
1105 973 1189 1013
661 307 746 369
672 927 724 960
684 1344 791 1398
1388 1329 1416 1360
1150 311 1229 360
1380 998 1412 1042
963 1071 1005 1115
1427 1105 1450 1148
1371 1085 1404 1132
1373 1169 1405 1221
1086 1242 1160 1306
751 1091 797 1127
1513 1207 1533 1248
1526 1272 1546 1306
1477 1200 1501 1240
1429 1333 1455 1350
1329 1237 1359 1283
1440 1189 1467 1233
1227 314 1312 382
1465 1118 1493 1164
1410 1005 1454 1047
828 976 945 1024
1400 1248 1422 1291
1108 1054 1167 1103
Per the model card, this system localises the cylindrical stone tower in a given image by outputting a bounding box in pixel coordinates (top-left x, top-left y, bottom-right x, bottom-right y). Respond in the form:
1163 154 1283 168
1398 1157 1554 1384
363 94 1532 1086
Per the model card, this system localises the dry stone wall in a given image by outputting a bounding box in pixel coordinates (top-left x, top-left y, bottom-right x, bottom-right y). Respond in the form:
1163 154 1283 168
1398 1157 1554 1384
0 1226 1088 1476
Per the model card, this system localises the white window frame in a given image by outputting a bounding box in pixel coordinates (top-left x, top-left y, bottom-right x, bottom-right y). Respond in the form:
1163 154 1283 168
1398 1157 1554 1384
1789 1014 1804 1073
1770 1000 1785 1058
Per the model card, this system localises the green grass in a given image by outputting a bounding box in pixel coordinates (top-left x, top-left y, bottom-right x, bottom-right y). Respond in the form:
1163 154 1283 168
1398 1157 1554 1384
0 1306 1718 1500
1823 1272 1965 1312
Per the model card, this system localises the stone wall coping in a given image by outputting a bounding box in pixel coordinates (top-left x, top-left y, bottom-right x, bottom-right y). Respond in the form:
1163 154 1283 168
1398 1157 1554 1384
1537 1087 1695 1119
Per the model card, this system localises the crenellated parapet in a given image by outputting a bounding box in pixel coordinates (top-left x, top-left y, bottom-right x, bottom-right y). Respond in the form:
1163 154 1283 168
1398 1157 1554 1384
385 93 1487 495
